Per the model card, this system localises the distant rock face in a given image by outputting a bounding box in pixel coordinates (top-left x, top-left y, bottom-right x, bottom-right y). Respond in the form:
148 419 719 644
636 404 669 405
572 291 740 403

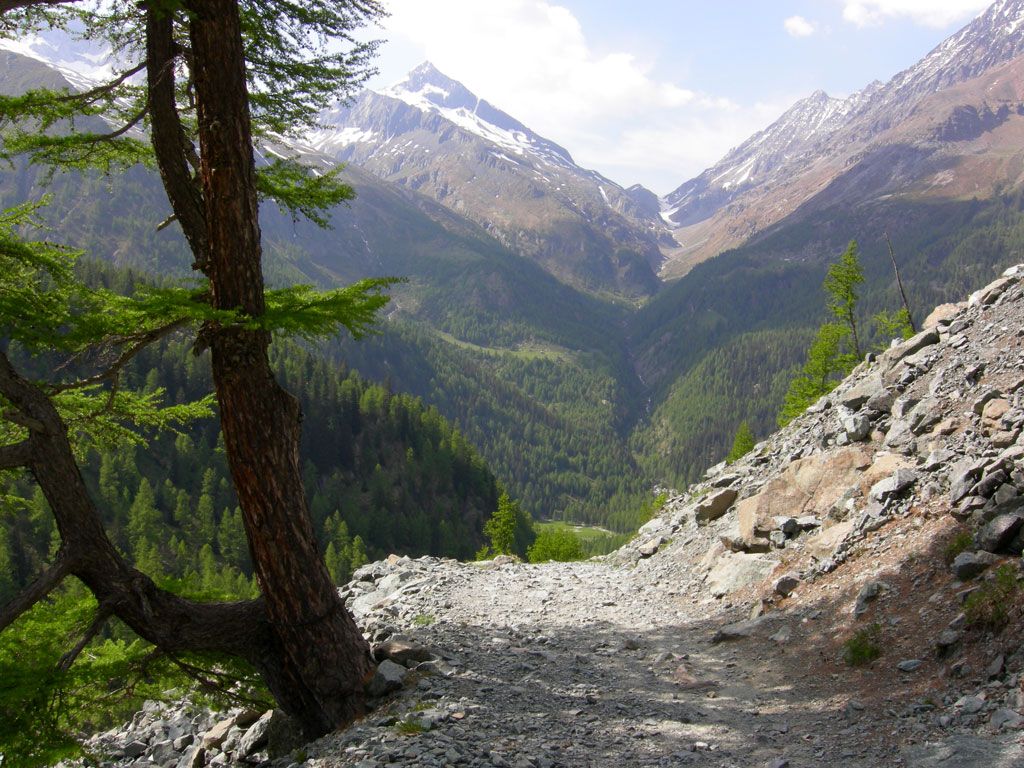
659 0 1024 274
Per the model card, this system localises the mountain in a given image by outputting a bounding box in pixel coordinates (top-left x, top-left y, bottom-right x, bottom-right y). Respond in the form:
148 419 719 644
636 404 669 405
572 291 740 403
0 49 653 530
659 0 1024 276
306 62 666 298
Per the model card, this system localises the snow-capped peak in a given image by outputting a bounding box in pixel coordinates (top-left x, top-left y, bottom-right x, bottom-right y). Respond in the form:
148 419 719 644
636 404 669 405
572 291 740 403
355 62 577 167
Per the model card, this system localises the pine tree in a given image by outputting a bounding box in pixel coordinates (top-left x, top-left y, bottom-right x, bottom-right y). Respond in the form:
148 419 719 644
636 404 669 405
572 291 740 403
725 421 756 464
824 241 866 359
0 0 391 738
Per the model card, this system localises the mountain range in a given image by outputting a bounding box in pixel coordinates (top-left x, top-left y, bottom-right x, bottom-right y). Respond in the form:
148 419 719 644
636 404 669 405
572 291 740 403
4 0 1024 529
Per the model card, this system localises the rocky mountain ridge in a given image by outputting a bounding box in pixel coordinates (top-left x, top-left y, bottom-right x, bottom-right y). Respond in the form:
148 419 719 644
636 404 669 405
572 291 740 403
57 264 1024 766
659 0 1024 276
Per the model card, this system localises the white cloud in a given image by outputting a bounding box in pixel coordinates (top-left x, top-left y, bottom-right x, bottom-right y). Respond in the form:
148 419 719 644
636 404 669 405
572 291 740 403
784 15 817 37
841 0 991 27
379 0 765 192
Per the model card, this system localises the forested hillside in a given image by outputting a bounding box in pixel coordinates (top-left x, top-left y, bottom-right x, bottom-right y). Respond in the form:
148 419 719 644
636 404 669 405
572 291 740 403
0 265 499 605
629 192 1024 484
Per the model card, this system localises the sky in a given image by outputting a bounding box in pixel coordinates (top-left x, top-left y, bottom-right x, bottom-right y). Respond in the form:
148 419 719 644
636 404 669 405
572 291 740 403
369 0 995 194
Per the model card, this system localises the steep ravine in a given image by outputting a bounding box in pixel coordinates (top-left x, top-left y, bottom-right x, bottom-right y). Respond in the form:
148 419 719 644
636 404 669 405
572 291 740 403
62 265 1024 766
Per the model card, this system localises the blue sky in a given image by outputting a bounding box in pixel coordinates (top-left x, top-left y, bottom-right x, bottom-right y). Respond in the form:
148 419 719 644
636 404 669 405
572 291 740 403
371 0 993 193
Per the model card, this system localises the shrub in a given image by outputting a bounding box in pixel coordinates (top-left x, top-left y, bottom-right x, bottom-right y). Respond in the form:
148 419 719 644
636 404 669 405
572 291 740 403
842 623 882 666
943 530 974 565
527 526 586 563
965 565 1020 631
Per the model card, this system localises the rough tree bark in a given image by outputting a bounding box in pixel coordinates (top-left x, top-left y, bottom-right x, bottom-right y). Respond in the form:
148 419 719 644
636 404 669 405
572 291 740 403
0 0 376 740
181 0 375 734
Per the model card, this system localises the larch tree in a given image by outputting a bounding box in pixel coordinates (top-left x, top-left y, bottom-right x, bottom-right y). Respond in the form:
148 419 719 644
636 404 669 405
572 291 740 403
0 0 392 738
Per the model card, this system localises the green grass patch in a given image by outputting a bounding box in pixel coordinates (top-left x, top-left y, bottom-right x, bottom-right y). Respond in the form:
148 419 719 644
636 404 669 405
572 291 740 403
395 719 426 735
842 623 882 666
412 613 435 627
944 530 975 565
965 565 1020 632
533 521 629 558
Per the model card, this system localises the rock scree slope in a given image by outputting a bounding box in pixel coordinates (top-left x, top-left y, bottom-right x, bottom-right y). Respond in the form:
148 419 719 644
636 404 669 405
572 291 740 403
59 265 1024 766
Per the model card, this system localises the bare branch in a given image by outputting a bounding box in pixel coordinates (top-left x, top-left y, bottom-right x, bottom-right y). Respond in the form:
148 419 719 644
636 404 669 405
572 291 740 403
57 60 148 105
50 317 189 394
885 232 917 334
166 655 272 708
58 604 112 671
0 438 34 470
156 213 178 232
0 555 71 633
77 105 149 144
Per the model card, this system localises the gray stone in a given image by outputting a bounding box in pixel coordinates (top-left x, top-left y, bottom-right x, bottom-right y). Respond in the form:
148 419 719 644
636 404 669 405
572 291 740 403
986 654 1005 679
637 536 666 558
870 469 918 501
769 530 788 548
149 740 177 765
175 746 205 768
711 614 776 643
969 275 1013 307
889 328 940 363
840 411 871 441
839 376 888 411
705 552 776 598
796 515 821 530
884 419 916 451
976 513 1024 553
853 580 892 616
950 460 985 503
237 710 273 758
935 629 963 656
367 659 408 697
922 448 954 472
774 574 800 597
773 516 800 537
123 741 148 759
990 708 1024 729
951 550 1000 580
171 733 194 751
955 695 986 715
264 710 304 759
908 399 942 435
695 488 738 524
972 469 1008 499
897 659 923 672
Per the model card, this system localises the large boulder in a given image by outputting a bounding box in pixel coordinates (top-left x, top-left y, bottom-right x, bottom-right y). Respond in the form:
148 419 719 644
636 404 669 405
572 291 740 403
737 447 872 546
695 488 738 525
705 552 776 598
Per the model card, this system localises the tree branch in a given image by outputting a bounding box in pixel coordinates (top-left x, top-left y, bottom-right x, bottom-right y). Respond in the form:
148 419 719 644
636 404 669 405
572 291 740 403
0 0 82 12
0 438 34 469
57 60 147 105
50 317 189 394
58 603 112 671
145 6 208 266
0 555 71 633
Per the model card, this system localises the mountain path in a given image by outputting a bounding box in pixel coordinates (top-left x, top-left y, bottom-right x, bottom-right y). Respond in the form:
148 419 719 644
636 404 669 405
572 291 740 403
308 550 1022 768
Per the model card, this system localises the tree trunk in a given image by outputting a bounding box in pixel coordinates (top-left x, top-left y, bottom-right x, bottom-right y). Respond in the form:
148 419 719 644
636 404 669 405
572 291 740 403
184 0 374 737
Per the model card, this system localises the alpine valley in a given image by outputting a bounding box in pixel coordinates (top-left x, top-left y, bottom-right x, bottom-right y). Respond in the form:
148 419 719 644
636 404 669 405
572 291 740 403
6 0 1024 537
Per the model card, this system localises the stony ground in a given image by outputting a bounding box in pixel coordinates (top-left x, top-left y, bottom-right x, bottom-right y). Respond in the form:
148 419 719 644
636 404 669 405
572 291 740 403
63 267 1024 767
